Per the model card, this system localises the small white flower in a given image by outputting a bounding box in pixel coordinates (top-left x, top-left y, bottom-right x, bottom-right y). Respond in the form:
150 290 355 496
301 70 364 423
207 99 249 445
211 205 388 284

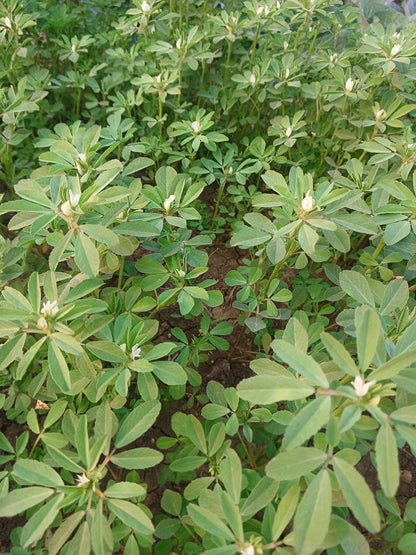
285 68 290 78
264 6 270 15
4 16 12 29
283 41 289 50
76 473 90 487
176 37 182 48
36 317 48 330
149 24 155 34
131 344 142 360
256 6 264 15
391 44 401 57
301 190 314 212
231 15 237 24
177 269 186 278
155 73 161 83
141 0 151 12
61 200 73 216
375 109 386 121
71 44 76 53
392 32 400 40
69 190 81 207
249 73 256 84
285 127 292 137
191 120 201 133
117 211 125 220
41 300 59 317
120 343 127 353
330 53 338 63
164 194 176 212
240 545 255 555
345 77 355 93
228 166 233 174
276 0 281 8
351 376 375 397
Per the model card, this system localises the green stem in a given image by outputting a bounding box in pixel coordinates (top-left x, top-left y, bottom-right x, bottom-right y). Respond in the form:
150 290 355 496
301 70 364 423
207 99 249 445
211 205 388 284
250 23 260 60
211 179 226 226
118 256 125 290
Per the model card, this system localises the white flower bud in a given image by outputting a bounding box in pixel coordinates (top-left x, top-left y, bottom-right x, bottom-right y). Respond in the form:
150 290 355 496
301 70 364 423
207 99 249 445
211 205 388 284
36 317 48 330
177 269 186 277
240 545 255 555
149 24 155 34
131 344 142 360
256 6 264 15
375 109 386 121
276 0 281 7
61 200 73 216
301 190 314 212
69 190 80 207
249 73 256 84
191 120 201 133
71 44 76 53
76 473 90 487
351 376 375 397
164 194 176 212
345 77 354 93
4 16 12 29
176 38 182 48
228 166 233 174
155 73 161 83
78 152 86 163
264 6 270 15
329 53 337 63
285 127 292 137
283 41 289 50
285 68 290 78
391 44 401 57
141 0 151 12
120 343 127 353
41 300 59 317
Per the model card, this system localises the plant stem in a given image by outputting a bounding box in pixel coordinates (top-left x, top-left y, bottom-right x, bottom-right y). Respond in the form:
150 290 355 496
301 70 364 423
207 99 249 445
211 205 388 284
118 256 125 290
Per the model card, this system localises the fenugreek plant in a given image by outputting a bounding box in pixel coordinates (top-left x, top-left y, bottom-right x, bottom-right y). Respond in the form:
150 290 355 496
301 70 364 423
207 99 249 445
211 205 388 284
2 0 416 553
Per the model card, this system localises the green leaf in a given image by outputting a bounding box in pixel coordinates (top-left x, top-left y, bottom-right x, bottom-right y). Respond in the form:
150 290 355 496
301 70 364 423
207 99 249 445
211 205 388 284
294 470 332 555
384 220 410 246
272 484 300 540
355 306 381 371
48 511 85 555
111 448 163 469
0 487 54 517
86 341 127 363
48 341 71 393
13 459 64 487
170 456 206 472
0 334 26 372
240 476 279 519
320 332 359 377
187 503 234 541
332 457 380 533
339 270 375 306
271 339 329 388
237 375 314 404
375 422 399 498
266 447 327 480
21 494 64 548
105 482 146 499
391 404 416 425
107 499 154 535
282 396 331 449
74 233 100 277
220 449 242 504
80 224 119 247
152 361 187 385
368 350 416 381
115 400 161 448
